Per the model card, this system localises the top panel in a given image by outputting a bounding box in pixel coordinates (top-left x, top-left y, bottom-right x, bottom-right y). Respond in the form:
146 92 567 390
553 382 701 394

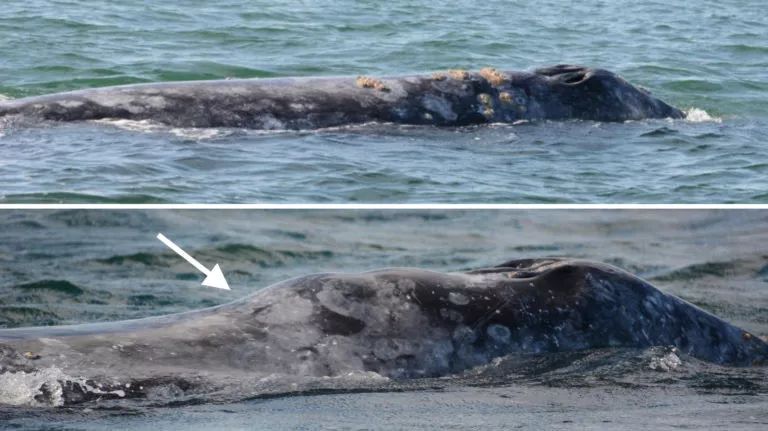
0 0 765 203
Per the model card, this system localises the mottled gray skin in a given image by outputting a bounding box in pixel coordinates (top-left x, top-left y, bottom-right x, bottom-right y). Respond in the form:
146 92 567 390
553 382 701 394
0 65 683 129
1 259 764 405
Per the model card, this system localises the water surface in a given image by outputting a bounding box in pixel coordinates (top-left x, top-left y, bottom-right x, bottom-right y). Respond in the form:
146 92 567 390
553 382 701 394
1 0 767 202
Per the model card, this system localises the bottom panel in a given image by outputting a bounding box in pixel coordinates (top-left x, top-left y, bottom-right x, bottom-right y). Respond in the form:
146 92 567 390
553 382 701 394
0 209 766 429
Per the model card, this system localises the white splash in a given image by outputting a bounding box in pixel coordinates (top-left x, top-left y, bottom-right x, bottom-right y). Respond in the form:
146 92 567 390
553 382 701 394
92 118 228 140
0 94 10 101
684 108 722 123
0 367 68 407
93 118 166 133
648 349 682 372
0 366 128 407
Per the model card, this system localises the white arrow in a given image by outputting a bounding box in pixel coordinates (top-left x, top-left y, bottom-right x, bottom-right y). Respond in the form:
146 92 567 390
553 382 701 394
156 233 230 290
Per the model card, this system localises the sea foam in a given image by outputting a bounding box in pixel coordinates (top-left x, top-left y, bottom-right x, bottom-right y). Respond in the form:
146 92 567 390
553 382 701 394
684 108 722 123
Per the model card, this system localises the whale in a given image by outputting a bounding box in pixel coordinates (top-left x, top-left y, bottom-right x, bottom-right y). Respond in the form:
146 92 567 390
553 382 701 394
0 65 684 129
1 258 765 406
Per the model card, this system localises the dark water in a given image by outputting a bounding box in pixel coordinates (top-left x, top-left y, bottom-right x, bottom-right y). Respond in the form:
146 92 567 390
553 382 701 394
1 0 767 203
0 210 766 429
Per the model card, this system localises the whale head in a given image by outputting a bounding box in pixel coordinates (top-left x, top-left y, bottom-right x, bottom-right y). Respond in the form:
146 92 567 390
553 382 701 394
534 65 684 121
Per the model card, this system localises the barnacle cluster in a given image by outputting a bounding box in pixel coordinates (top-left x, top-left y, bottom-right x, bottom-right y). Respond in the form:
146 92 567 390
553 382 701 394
447 69 470 80
355 76 390 92
477 93 494 119
479 67 507 86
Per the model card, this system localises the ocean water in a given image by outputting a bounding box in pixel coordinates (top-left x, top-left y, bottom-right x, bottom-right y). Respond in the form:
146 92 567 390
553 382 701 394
0 210 766 429
1 0 767 203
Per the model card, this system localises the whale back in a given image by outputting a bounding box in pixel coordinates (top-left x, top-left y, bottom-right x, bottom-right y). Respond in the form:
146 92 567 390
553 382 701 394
0 66 684 128
1 259 765 406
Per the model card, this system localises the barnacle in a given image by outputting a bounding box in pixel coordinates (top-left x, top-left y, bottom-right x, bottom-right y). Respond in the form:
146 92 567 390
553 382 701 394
24 351 41 360
448 69 470 80
356 76 390 92
479 67 507 86
477 93 495 119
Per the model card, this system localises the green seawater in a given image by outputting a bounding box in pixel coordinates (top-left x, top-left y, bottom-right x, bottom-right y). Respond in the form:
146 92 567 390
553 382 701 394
0 0 766 202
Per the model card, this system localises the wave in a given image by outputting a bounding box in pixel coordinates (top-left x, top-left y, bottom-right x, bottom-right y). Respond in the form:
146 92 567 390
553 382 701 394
14 280 84 296
651 261 735 282
95 244 335 269
0 307 59 328
684 107 722 123
0 192 167 204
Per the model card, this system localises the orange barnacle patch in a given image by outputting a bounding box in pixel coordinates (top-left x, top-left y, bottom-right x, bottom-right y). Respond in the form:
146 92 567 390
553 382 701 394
499 91 514 104
355 76 390 92
479 67 507 86
448 69 470 80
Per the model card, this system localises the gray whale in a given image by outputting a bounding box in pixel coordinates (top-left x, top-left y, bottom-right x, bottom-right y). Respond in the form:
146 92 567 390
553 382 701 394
1 258 764 406
0 65 683 129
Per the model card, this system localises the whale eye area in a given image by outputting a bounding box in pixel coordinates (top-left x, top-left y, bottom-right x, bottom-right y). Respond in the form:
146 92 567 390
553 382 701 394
559 71 589 85
534 64 594 86
467 258 565 276
535 64 588 76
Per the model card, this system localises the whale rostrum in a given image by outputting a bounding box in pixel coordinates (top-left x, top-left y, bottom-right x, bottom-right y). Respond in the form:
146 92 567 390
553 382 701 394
0 65 684 129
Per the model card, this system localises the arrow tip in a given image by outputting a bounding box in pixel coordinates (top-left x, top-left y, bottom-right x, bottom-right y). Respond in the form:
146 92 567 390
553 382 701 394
202 264 230 290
